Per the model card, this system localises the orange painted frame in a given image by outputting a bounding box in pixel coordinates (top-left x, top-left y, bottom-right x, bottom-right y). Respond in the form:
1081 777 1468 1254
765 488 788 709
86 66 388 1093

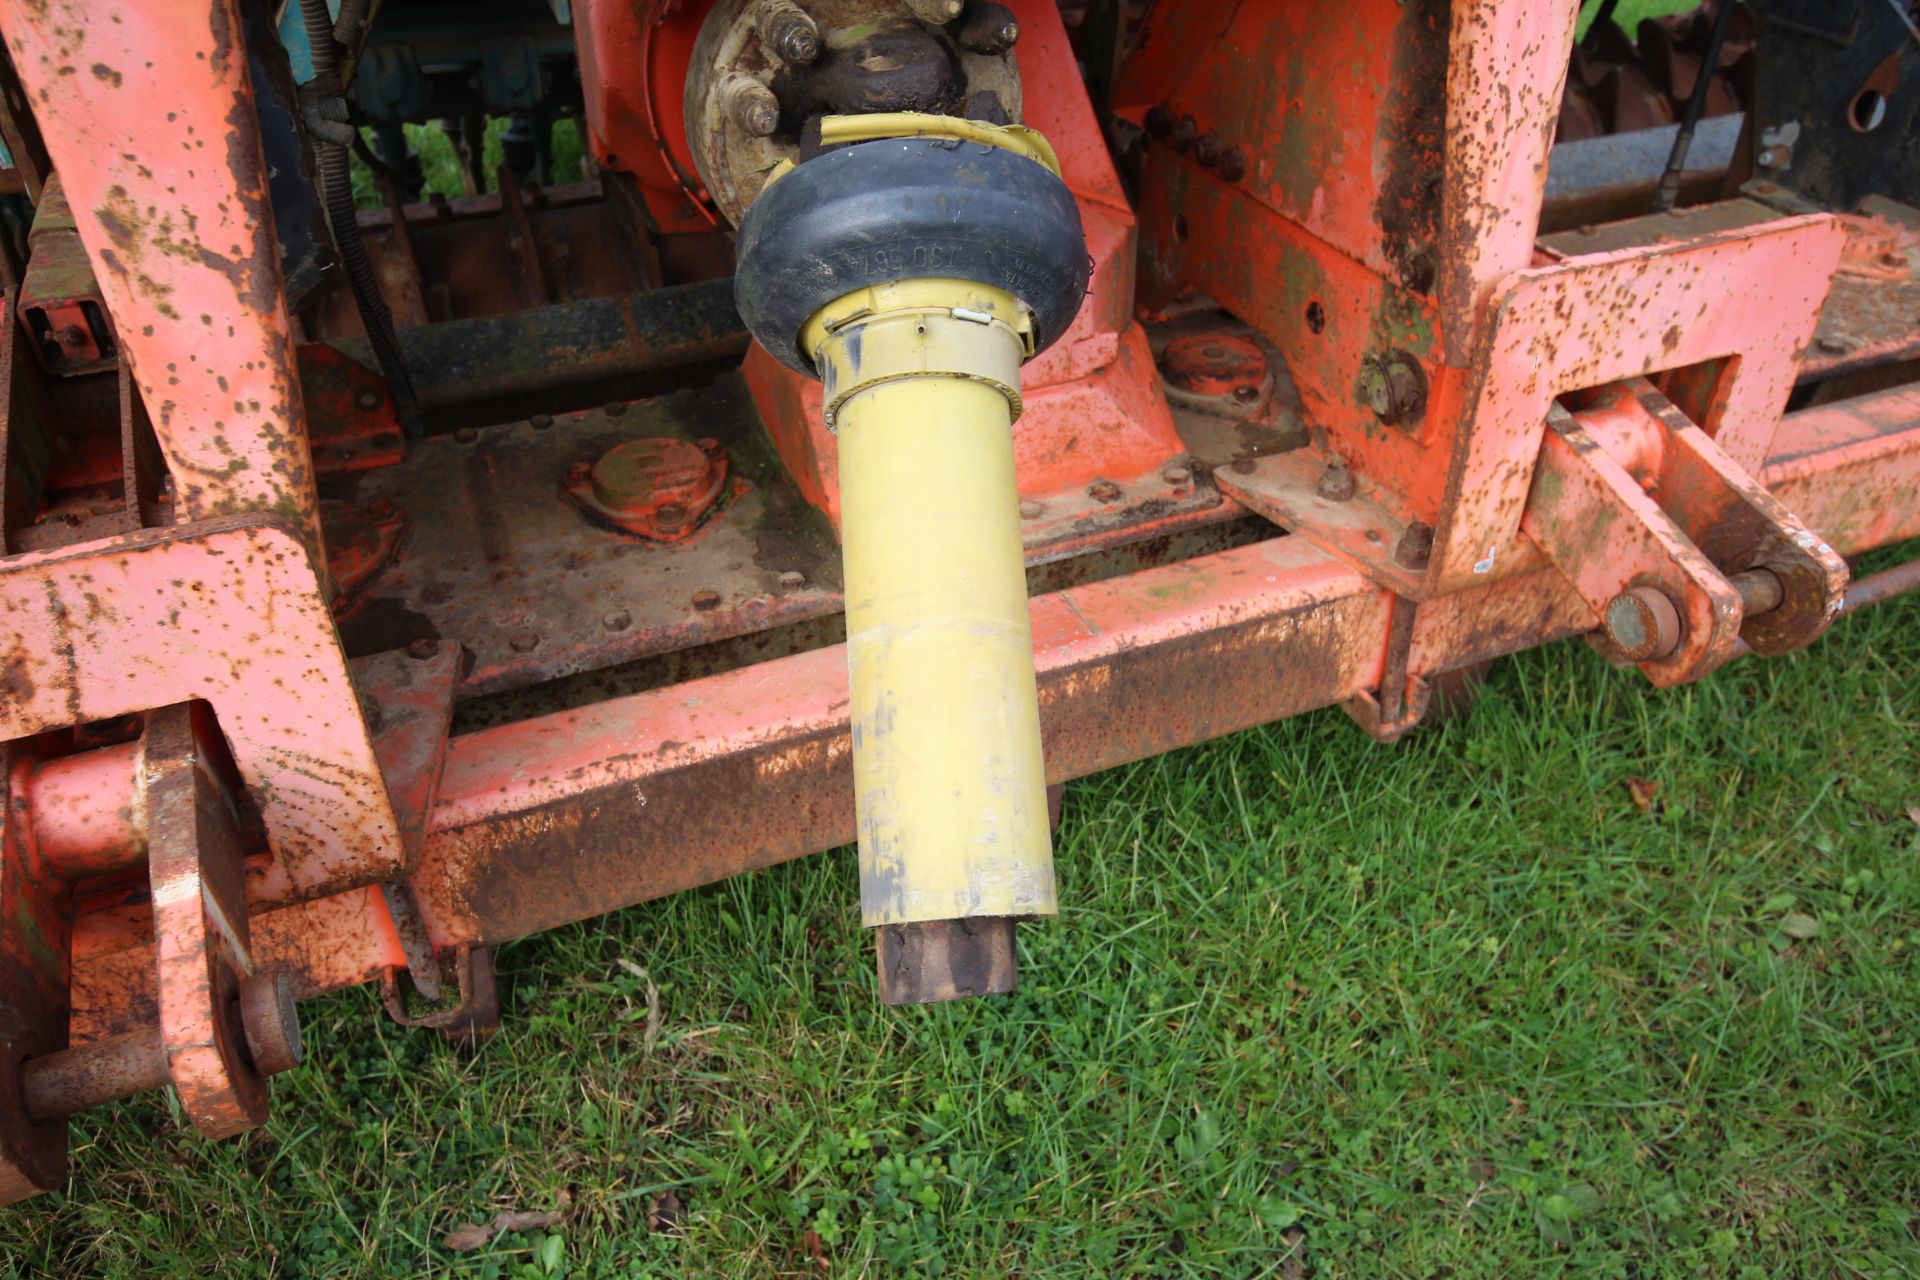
576 0 1185 524
737 0 1184 523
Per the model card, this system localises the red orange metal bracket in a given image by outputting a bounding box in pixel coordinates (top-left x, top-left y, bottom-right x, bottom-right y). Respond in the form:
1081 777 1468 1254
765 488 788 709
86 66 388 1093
1 705 305 1203
0 743 73 1202
145 704 274 1138
0 517 403 901
1432 216 1847 593
1 0 327 563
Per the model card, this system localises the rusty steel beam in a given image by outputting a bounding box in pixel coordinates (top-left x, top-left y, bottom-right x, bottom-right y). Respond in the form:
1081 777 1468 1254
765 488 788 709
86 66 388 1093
412 537 1387 946
46 376 1920 1039
0 0 326 561
1539 117 1743 234
66 536 1395 1029
1760 383 1920 556
365 278 746 411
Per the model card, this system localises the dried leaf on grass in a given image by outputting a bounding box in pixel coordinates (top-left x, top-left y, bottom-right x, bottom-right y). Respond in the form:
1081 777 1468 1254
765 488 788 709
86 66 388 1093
649 1189 685 1234
803 1226 831 1273
1280 1226 1309 1280
1625 777 1660 813
618 958 663 1050
442 1208 565 1252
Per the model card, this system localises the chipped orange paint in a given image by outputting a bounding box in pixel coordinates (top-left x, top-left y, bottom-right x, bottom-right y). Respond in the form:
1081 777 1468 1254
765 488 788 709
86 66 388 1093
46 375 1920 1043
0 0 326 564
17 743 147 882
1435 216 1846 593
1439 0 1579 365
0 517 402 903
739 0 1180 523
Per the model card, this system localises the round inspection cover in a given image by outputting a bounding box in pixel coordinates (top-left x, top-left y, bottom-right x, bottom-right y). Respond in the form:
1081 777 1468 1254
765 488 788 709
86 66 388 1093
1160 334 1268 398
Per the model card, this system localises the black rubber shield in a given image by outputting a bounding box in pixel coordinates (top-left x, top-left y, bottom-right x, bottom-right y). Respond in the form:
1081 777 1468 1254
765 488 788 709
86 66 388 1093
733 137 1089 376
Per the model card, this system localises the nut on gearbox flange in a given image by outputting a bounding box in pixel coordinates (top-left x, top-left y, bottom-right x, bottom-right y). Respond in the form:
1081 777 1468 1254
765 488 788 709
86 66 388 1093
562 437 731 542
683 0 1026 225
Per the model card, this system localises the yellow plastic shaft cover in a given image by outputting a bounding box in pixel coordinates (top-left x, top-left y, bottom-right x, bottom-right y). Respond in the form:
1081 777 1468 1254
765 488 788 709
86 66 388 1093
806 283 1057 927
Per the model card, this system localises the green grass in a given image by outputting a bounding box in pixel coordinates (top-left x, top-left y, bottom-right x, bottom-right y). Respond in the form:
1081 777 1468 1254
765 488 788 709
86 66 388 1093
2 540 1917 1278
349 118 587 209
1578 0 1705 41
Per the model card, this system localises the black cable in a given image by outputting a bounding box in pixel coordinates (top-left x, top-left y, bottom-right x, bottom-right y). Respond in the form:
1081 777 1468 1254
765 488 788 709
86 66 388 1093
298 0 422 438
1583 0 1621 49
1651 0 1739 213
350 130 391 179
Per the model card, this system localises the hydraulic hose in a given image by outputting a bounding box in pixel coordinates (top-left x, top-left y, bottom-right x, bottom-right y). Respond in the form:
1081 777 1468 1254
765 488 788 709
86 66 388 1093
297 0 422 438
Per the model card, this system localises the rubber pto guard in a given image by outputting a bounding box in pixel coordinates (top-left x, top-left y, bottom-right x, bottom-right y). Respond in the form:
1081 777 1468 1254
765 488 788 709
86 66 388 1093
733 136 1089 373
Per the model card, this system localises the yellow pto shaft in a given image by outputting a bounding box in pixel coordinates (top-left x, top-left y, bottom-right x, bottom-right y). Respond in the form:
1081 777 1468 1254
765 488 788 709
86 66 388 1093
804 281 1056 1002
728 113 1089 1002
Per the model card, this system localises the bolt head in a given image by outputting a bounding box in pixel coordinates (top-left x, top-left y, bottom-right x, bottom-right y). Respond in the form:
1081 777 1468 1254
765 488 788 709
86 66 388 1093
406 637 440 660
509 630 541 653
455 427 480 444
692 589 722 611
1361 367 1393 419
655 502 688 529
1385 360 1426 422
357 391 382 410
1217 147 1247 183
1019 498 1045 519
1089 479 1123 503
778 570 807 590
1603 586 1683 661
1316 458 1356 502
530 413 554 430
1162 465 1192 487
776 22 819 65
1231 457 1257 475
603 609 633 632
1393 520 1434 571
